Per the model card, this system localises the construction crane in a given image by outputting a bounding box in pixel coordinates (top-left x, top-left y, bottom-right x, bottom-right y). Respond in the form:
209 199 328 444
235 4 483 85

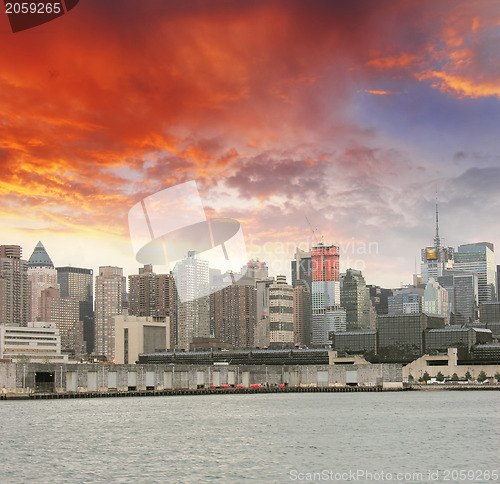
305 214 322 246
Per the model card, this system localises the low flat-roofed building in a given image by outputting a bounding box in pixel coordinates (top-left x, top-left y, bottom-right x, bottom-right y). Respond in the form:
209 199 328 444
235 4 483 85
329 330 377 356
114 313 170 364
377 313 445 360
0 322 69 363
424 326 493 359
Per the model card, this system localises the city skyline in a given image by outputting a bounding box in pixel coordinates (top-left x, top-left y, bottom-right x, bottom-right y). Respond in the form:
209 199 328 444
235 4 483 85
1 1 499 289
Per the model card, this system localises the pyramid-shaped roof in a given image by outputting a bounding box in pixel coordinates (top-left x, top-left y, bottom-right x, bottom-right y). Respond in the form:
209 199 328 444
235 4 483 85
28 241 54 268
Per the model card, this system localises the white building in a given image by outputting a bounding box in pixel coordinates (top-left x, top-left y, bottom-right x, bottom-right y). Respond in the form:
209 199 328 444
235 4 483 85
269 275 294 344
0 322 69 363
173 252 210 350
424 278 450 324
114 313 170 364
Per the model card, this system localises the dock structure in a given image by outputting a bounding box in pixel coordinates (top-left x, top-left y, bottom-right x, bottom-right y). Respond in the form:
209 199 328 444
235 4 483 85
0 361 403 399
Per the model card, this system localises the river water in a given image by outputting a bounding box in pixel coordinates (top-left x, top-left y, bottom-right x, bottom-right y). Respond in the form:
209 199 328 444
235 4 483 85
1 391 498 483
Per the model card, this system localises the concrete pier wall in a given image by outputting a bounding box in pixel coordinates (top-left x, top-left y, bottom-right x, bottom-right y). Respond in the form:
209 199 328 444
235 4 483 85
0 362 402 394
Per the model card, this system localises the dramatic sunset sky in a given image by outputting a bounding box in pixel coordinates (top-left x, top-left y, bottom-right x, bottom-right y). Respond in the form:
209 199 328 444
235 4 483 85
1 0 499 287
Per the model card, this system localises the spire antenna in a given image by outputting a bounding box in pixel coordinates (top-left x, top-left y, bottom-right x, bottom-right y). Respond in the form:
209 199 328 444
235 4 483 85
434 189 441 247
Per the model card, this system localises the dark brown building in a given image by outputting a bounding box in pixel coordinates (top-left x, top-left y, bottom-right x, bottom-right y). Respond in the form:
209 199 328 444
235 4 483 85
128 265 177 349
211 284 256 348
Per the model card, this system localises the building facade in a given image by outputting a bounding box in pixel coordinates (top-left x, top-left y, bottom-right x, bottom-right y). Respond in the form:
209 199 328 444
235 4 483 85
57 266 94 354
340 269 370 330
0 321 69 363
293 282 312 347
269 275 294 345
173 252 210 350
27 241 58 323
438 270 478 325
0 245 30 326
128 265 177 349
211 283 256 348
423 278 450 323
40 286 84 358
453 242 496 304
114 313 170 365
95 266 124 361
311 243 346 345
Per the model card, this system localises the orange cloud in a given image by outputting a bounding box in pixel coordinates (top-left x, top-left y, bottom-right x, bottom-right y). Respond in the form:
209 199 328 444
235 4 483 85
364 90 400 95
416 71 500 99
367 53 416 70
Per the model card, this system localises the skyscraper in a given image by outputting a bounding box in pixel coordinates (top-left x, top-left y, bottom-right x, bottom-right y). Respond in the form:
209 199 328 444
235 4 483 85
27 241 58 322
173 252 210 350
293 281 312 346
340 269 370 330
420 199 453 284
423 278 450 324
438 270 478 325
269 275 294 345
0 245 30 325
40 286 84 358
291 248 312 290
128 265 177 349
95 266 124 361
454 243 496 304
211 283 256 348
57 266 94 354
311 243 346 345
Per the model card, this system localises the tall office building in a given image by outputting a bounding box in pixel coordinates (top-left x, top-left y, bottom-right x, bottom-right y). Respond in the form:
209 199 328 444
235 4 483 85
423 278 450 324
173 252 210 350
269 275 294 345
291 248 313 290
238 260 269 286
340 269 370 330
57 266 94 354
27 241 58 322
311 243 346 345
293 281 312 346
40 286 84 358
128 265 177 349
454 243 496 304
420 200 454 284
94 266 124 361
367 285 393 315
0 245 30 325
211 284 256 348
438 270 478 325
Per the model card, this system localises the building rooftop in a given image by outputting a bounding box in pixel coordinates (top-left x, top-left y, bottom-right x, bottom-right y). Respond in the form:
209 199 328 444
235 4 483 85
27 241 54 268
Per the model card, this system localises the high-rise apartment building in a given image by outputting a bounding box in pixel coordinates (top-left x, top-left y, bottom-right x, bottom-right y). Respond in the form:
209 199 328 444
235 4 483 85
40 286 84 358
420 200 454 284
453 243 496 304
173 252 210 350
27 241 58 322
340 269 370 330
269 275 294 345
128 265 177 349
57 266 94 353
293 281 311 346
94 266 124 361
311 243 346 345
0 245 30 325
211 284 256 348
